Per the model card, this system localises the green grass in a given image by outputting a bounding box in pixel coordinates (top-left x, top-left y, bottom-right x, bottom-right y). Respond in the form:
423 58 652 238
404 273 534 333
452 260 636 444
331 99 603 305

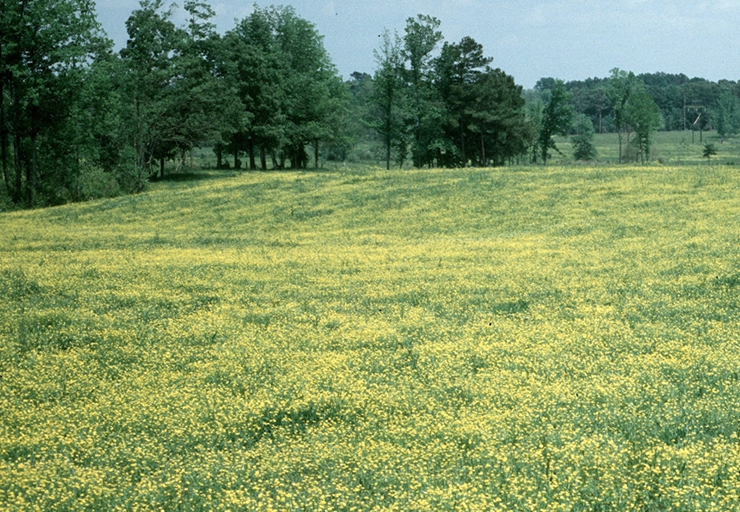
2 164 740 510
550 130 740 165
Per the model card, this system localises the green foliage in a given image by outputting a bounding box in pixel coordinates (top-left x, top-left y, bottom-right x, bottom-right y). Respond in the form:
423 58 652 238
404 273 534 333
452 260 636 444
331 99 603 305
172 1 238 165
402 15 444 168
571 114 597 161
0 0 110 205
370 30 407 169
626 89 662 163
539 80 573 164
703 143 717 162
119 0 180 175
606 68 640 163
224 5 347 170
524 95 544 163
369 21 530 169
2 0 351 208
467 68 529 166
715 92 740 140
435 36 491 167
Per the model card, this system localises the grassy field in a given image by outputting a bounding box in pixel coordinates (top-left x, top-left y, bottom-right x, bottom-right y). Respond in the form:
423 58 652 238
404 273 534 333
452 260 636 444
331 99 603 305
2 164 740 510
341 130 740 169
549 130 740 167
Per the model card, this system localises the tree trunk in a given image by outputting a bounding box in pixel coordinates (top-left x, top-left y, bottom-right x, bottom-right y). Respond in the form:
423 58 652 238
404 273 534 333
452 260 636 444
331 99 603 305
260 145 267 170
12 83 23 203
618 130 622 163
248 138 256 170
216 147 222 169
160 157 165 178
481 133 486 167
13 128 22 202
234 145 238 169
385 136 391 171
296 143 305 169
0 79 8 194
2 133 10 194
75 148 81 201
460 123 466 167
28 132 38 205
314 139 319 169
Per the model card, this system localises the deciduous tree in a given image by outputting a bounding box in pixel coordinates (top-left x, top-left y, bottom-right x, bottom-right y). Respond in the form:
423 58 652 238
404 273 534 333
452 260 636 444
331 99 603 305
539 80 573 165
572 113 597 161
370 29 406 170
626 90 661 163
120 0 180 178
402 15 443 168
0 0 108 204
273 6 346 169
606 68 639 163
715 91 740 142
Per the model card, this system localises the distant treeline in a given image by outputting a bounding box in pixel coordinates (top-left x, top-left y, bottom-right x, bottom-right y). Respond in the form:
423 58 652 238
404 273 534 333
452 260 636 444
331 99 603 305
2 0 738 208
535 73 740 135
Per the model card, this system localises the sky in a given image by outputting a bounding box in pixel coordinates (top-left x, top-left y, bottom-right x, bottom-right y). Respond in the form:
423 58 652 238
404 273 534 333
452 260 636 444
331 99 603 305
94 0 740 89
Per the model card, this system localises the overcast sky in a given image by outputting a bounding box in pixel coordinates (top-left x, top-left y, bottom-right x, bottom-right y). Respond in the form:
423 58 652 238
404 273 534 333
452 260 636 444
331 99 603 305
94 0 740 89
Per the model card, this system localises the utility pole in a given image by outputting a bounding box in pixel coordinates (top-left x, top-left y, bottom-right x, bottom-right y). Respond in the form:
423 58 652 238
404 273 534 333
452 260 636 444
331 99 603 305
687 105 704 144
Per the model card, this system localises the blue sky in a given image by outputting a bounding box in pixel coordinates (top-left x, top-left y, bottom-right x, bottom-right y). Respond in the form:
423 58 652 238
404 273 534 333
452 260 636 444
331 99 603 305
94 0 740 89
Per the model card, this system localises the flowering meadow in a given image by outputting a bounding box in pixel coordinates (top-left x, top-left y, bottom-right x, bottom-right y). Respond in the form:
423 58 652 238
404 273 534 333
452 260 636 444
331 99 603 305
2 165 740 511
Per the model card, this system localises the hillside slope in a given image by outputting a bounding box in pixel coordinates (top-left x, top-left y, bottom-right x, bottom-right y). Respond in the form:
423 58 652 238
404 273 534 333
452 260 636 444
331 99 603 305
2 166 740 510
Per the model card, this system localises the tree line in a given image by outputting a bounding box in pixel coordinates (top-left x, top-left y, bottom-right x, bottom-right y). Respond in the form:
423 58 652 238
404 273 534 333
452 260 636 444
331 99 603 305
355 16 531 170
3 1 739 208
549 71 740 142
1 0 347 206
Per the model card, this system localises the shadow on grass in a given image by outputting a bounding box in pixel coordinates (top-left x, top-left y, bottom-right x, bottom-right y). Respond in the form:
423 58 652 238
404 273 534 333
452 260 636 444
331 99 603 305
152 169 240 183
151 166 346 184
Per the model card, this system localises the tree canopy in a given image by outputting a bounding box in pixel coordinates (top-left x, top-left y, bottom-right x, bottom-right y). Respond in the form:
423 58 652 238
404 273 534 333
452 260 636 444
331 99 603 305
367 22 529 169
6 3 740 208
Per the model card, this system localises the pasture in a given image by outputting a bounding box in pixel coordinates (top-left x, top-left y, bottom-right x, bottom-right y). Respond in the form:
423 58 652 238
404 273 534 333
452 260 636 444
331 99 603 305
2 163 740 511
550 130 740 166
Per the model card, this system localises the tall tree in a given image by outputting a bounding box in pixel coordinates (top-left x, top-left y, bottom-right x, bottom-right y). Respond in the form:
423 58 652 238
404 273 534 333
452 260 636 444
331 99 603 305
370 29 406 170
273 6 345 169
402 14 443 168
339 71 373 162
539 80 573 165
0 0 108 204
715 91 740 142
225 6 281 170
171 1 236 170
626 90 661 163
435 36 492 166
571 113 597 161
468 67 528 167
606 68 639 163
524 94 544 163
119 0 180 178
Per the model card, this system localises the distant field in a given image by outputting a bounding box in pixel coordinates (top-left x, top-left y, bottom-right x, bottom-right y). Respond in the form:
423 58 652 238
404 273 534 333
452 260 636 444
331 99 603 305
339 131 740 169
548 130 740 167
2 164 740 510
